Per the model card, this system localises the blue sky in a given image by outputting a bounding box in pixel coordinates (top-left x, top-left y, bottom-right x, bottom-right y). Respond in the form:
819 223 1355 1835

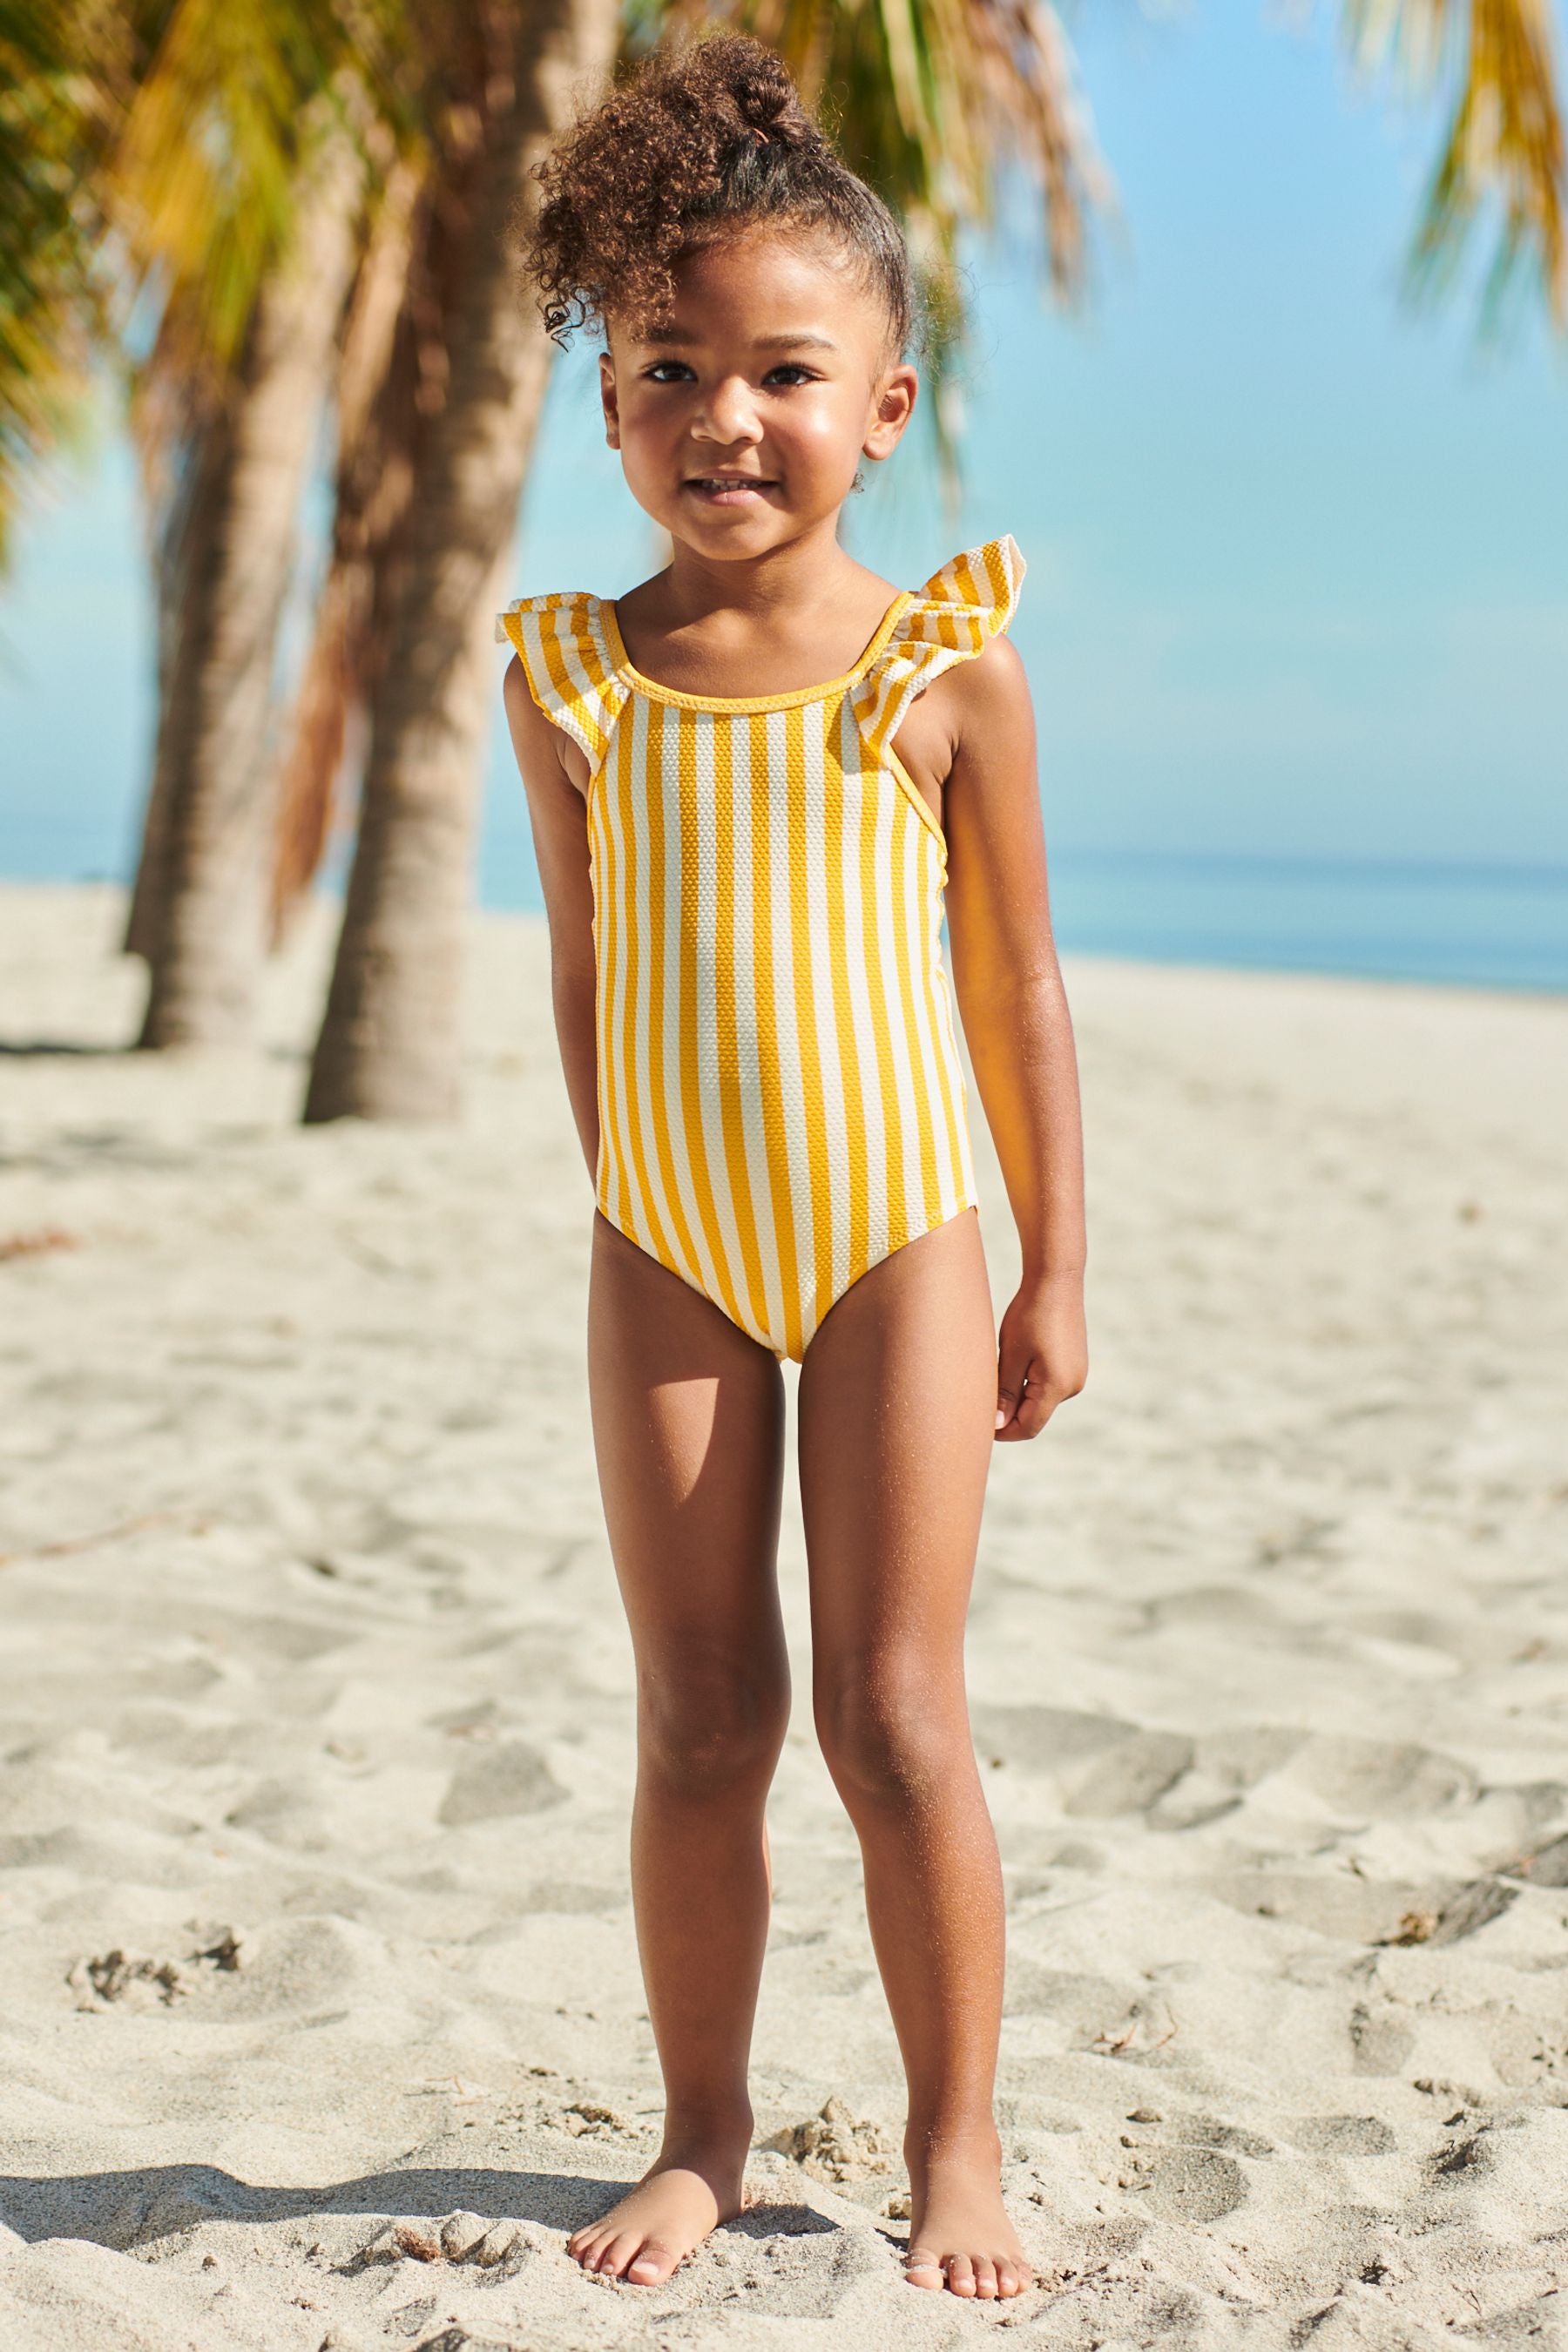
3 0 1565 902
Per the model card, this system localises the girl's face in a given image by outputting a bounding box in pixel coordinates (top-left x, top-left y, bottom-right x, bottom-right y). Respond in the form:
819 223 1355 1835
600 230 917 560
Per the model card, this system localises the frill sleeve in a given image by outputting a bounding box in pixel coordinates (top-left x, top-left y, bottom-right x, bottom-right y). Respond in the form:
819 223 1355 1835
496 591 632 774
851 536 1025 763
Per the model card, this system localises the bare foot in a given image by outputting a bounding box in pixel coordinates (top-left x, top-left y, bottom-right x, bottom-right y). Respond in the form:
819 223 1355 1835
902 2130 1035 2300
566 2133 750 2286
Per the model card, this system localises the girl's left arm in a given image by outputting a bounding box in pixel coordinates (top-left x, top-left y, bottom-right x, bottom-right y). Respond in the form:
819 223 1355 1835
940 637 1088 1440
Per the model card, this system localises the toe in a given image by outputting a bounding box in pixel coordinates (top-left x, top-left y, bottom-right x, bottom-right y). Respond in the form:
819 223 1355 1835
946 2254 977 2297
996 2260 1021 2297
904 2247 944 2292
625 2235 678 2284
972 2256 999 2298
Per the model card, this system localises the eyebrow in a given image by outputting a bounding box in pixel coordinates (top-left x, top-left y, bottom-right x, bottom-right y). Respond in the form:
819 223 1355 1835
639 328 841 355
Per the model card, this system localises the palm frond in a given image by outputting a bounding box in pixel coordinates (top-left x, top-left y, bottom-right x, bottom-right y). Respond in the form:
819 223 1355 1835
1343 0 1566 325
0 0 128 564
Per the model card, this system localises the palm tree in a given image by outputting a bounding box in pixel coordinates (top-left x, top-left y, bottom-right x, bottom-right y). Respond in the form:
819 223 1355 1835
129 130 365 1043
300 0 624 1120
102 0 393 1044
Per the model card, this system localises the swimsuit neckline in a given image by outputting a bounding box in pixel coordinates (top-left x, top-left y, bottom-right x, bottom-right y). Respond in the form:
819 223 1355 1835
598 588 914 714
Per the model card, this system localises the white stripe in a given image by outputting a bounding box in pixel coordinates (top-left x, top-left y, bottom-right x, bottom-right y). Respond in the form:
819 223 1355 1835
727 721 787 1350
801 714 851 1308
930 897 977 1205
522 612 592 767
657 704 725 1307
622 694 680 1258
767 709 814 1329
875 786 925 1240
903 822 958 1223
836 706 889 1268
598 700 641 1240
689 716 755 1340
553 607 614 766
586 787 612 1213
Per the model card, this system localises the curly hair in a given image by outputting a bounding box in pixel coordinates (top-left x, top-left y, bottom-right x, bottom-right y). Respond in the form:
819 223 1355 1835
525 32 914 357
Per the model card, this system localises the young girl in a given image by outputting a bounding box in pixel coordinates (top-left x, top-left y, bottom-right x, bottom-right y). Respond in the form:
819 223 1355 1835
499 32 1087 2304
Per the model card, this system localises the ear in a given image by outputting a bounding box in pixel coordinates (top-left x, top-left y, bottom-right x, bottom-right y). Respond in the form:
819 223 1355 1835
598 349 620 450
863 363 917 463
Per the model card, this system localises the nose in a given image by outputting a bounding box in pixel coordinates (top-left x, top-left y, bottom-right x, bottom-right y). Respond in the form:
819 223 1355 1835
692 374 763 449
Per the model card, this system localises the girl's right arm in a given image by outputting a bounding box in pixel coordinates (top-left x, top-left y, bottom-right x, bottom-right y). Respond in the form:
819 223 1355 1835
503 657 599 1187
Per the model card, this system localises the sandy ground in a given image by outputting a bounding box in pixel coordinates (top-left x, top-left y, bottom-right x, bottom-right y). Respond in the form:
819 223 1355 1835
1 881 1566 2352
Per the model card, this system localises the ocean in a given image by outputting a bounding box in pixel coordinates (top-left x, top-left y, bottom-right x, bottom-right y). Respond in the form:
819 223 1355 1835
473 824 1568 996
8 828 1566 997
1034 851 1568 994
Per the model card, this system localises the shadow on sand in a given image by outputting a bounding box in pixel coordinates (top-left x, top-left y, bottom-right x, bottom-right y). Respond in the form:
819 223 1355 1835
0 2164 844 2254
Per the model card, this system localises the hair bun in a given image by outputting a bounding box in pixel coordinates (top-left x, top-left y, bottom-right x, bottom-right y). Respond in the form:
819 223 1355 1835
527 30 914 359
728 49 818 148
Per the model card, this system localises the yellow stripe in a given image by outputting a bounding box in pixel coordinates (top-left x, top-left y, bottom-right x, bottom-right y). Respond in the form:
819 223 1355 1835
824 701 869 1282
676 706 745 1329
889 798 943 1231
784 702 835 1332
641 698 703 1284
589 772 635 1240
712 718 771 1338
861 725 909 1250
749 713 803 1362
919 841 970 1213
535 610 608 768
612 694 670 1267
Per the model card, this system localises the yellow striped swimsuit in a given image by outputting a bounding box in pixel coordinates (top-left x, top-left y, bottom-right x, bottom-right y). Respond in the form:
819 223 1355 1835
497 536 1024 1364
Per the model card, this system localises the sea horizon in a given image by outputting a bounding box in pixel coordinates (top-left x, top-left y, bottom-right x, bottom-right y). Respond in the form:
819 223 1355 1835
7 844 1565 999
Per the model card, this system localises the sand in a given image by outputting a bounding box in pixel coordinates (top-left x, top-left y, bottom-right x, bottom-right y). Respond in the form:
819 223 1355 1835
1 880 1565 2351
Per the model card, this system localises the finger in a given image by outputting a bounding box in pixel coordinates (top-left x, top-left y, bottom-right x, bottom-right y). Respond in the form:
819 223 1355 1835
1016 1378 1060 1436
994 1350 1033 1432
996 1362 1058 1442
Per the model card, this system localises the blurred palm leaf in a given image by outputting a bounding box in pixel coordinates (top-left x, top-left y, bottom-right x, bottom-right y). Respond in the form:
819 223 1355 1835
1346 0 1565 323
0 0 125 564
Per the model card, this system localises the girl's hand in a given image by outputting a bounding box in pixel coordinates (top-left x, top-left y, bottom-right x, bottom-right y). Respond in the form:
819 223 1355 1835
995 1272 1088 1441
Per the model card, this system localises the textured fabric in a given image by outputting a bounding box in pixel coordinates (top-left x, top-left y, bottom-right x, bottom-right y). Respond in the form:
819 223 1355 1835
497 535 1024 1362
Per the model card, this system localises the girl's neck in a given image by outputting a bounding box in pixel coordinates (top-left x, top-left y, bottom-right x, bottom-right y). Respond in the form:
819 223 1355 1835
654 516 867 631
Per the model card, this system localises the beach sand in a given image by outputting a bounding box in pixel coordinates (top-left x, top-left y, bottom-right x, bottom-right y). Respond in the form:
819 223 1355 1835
2 881 1565 2350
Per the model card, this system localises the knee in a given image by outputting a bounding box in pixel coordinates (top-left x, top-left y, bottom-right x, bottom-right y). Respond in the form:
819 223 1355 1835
638 1647 789 1800
814 1665 968 1810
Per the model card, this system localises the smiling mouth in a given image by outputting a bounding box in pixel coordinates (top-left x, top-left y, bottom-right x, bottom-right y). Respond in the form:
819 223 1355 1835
685 476 777 497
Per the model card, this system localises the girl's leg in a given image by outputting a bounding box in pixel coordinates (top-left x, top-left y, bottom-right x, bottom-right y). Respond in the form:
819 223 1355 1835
797 1207 1032 2301
568 1211 790 2286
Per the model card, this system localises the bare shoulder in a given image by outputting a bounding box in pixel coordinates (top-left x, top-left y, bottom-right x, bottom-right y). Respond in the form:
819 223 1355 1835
896 632 1034 777
943 632 1033 733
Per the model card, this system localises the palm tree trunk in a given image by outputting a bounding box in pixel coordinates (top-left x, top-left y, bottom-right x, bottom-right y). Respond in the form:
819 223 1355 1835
270 159 424 943
301 0 617 1123
135 138 361 1048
